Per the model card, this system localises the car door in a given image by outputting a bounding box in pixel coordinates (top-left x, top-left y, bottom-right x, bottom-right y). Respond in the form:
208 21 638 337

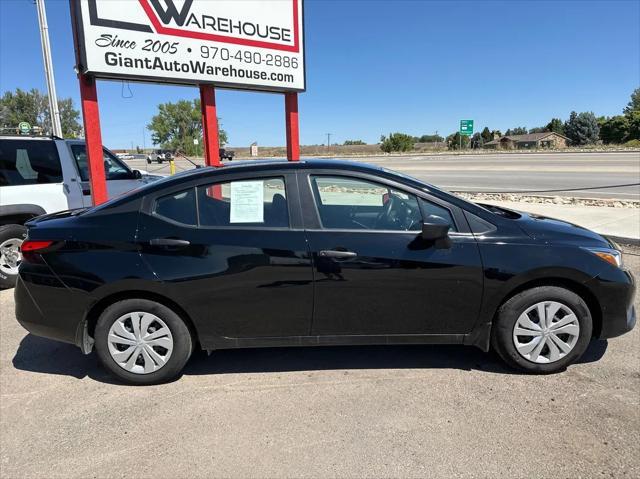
137 171 313 345
67 143 145 206
300 171 484 337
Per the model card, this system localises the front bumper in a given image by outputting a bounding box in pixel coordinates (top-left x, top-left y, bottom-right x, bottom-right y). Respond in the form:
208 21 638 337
586 268 636 339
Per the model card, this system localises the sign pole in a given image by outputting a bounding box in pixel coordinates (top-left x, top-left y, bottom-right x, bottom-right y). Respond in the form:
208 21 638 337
35 0 62 137
199 85 221 167
285 92 300 161
78 73 108 205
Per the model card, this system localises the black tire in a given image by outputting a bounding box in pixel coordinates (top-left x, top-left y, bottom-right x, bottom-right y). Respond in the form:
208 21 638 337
0 224 27 289
95 299 193 385
491 286 593 374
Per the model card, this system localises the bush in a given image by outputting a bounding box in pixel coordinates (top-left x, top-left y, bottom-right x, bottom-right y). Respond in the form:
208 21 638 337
623 139 640 148
343 140 366 146
379 133 415 153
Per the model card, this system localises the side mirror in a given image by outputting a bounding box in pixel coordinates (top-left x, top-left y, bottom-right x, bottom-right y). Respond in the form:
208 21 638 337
421 216 450 241
132 169 142 179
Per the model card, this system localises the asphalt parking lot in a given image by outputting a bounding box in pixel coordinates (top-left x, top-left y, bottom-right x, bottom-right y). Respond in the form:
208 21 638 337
1 248 639 478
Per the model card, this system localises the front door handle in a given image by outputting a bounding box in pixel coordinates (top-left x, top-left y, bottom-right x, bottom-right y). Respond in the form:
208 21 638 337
318 250 357 259
149 238 190 246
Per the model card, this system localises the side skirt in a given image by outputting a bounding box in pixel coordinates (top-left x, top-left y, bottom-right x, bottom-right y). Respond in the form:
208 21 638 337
204 333 472 351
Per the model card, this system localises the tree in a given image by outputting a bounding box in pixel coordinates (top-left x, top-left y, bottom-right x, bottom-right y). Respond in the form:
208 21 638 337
470 132 483 149
417 134 444 143
343 139 366 145
379 133 414 153
491 129 502 139
563 111 600 145
624 87 640 114
598 115 629 144
505 127 527 136
446 132 470 150
626 111 640 141
0 88 81 137
480 127 493 143
546 118 564 134
147 99 228 155
528 126 547 133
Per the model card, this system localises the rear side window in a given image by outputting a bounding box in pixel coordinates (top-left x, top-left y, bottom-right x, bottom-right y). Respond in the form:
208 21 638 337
154 188 196 225
0 139 63 186
197 177 288 227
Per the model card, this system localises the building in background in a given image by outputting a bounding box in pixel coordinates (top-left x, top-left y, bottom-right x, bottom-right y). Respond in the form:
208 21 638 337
484 132 569 149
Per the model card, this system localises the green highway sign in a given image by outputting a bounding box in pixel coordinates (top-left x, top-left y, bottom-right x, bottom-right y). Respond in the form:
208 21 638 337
459 119 474 136
18 122 31 134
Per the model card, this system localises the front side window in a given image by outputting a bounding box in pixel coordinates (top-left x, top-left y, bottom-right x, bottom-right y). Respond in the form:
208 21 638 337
311 176 422 231
154 188 196 225
0 139 62 186
70 144 131 181
420 198 457 231
197 177 288 228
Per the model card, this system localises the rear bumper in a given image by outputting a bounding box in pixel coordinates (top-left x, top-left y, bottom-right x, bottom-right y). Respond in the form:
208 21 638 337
14 270 88 347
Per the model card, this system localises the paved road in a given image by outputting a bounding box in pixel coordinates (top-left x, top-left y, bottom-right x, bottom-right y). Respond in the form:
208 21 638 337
128 151 640 200
1 249 639 478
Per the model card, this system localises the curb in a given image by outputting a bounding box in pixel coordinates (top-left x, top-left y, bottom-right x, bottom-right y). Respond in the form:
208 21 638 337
606 235 640 247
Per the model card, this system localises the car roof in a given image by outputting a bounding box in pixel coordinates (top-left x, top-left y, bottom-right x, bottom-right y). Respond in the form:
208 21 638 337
127 158 435 198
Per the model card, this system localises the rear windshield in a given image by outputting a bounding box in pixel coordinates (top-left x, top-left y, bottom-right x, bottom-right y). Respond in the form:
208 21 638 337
0 139 63 186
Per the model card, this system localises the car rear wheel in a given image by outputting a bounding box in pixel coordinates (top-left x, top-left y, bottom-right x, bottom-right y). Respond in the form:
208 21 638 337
95 299 192 385
491 286 592 373
0 224 27 289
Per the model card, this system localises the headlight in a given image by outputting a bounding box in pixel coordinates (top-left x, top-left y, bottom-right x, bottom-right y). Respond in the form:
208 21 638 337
583 247 623 268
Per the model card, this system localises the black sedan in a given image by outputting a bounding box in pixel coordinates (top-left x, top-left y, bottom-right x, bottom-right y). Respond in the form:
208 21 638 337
15 160 636 385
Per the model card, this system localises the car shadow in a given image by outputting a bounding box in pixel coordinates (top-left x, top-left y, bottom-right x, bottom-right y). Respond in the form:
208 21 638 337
12 334 609 384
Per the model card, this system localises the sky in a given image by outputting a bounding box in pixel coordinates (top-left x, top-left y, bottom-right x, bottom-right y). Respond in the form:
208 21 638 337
1 0 639 149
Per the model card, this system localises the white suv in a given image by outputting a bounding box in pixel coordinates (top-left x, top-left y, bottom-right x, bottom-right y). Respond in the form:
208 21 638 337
0 136 160 288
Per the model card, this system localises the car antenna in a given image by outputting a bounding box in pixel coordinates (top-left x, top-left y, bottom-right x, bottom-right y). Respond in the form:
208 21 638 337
174 150 202 169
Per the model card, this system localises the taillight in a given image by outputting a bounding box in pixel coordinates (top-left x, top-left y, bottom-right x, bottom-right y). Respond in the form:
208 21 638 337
21 240 54 252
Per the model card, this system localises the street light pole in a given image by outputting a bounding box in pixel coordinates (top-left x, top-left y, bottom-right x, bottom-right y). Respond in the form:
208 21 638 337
35 0 62 137
326 133 332 149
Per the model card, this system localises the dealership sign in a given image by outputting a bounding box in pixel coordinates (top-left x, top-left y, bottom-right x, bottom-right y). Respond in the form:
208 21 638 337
71 0 305 92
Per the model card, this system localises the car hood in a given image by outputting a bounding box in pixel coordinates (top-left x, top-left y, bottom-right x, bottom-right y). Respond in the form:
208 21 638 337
517 211 614 247
479 203 612 248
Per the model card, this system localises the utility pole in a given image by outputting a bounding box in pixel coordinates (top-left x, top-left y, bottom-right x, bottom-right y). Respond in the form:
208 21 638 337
326 133 332 149
142 127 146 151
35 0 62 137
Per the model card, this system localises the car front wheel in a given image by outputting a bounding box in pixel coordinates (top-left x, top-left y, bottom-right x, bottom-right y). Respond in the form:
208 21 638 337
95 299 193 385
491 286 593 373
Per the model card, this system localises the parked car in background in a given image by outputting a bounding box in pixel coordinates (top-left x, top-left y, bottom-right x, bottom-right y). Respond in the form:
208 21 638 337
0 135 158 288
146 149 173 164
14 160 635 385
219 148 235 161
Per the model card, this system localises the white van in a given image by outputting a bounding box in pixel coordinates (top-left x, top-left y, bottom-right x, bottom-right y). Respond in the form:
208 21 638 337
0 135 160 288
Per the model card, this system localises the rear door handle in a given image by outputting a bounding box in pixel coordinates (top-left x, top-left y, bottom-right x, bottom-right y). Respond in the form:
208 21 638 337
149 238 190 246
318 250 357 259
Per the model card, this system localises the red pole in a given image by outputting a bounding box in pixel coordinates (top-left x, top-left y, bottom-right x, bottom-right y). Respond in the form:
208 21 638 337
78 73 108 205
285 92 300 161
199 85 221 167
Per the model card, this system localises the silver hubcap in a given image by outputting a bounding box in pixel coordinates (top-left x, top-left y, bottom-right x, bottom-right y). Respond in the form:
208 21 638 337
513 301 580 364
107 312 174 374
0 238 23 276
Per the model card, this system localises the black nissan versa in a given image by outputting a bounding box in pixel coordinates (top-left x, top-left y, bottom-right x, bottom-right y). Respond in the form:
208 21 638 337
15 160 636 385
